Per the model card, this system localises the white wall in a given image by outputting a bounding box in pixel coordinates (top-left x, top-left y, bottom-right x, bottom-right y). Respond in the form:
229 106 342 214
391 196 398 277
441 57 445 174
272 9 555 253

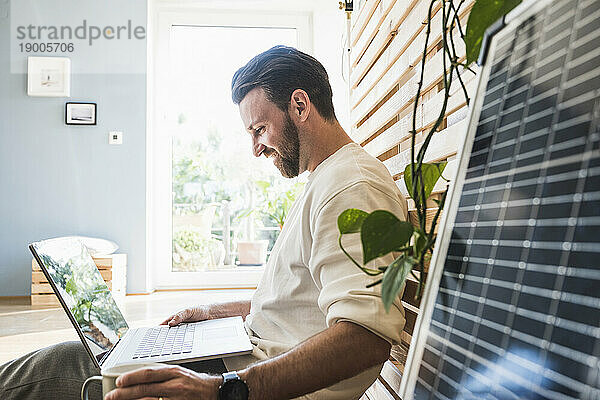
311 3 351 132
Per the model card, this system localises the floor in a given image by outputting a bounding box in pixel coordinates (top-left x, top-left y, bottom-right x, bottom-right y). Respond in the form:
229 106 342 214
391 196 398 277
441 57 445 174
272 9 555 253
0 289 254 365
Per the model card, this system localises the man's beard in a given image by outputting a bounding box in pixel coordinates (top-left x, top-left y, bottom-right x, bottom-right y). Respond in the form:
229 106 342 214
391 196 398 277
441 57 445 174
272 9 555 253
270 113 300 178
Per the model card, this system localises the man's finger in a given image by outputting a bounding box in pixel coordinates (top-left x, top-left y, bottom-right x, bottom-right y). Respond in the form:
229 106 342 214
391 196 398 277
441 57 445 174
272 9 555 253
161 315 179 326
106 382 169 400
170 309 193 326
161 310 186 326
116 366 180 388
167 314 182 326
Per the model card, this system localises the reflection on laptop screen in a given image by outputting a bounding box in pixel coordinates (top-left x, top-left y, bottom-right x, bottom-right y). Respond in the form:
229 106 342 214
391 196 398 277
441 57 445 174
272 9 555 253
31 238 128 353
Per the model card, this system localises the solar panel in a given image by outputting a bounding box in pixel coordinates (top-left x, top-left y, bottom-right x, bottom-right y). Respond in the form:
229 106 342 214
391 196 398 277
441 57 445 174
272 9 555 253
401 0 600 398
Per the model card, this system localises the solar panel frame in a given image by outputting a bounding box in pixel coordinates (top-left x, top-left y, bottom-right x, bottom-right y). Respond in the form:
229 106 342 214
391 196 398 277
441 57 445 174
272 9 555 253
398 0 600 398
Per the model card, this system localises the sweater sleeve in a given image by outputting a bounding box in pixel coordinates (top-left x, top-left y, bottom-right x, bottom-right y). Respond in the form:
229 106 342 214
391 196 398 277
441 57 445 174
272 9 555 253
309 181 408 345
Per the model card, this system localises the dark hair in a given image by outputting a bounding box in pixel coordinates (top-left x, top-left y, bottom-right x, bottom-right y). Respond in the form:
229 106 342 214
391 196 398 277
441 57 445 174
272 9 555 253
231 45 337 122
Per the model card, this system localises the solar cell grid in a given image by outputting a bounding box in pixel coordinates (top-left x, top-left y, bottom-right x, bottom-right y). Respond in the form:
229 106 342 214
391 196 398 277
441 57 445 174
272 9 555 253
411 0 600 398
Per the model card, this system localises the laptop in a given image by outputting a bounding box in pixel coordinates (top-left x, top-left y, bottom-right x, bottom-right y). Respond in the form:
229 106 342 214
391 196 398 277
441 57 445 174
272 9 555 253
29 237 253 370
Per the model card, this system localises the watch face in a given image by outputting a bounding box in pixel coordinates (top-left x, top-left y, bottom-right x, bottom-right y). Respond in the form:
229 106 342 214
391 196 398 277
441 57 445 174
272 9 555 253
220 379 249 400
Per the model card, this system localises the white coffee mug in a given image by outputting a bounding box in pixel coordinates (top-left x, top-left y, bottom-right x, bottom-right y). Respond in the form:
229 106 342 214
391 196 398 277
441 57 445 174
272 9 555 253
81 362 167 400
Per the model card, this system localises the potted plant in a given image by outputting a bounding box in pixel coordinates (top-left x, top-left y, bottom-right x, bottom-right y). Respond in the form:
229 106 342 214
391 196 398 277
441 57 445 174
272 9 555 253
338 0 524 310
255 179 305 230
235 180 305 266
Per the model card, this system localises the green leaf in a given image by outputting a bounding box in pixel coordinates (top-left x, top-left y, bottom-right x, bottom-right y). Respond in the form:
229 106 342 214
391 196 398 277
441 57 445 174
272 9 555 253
381 255 417 312
465 0 523 65
404 162 447 202
361 210 414 264
255 180 270 191
65 276 77 295
413 229 428 259
337 209 369 234
237 208 255 219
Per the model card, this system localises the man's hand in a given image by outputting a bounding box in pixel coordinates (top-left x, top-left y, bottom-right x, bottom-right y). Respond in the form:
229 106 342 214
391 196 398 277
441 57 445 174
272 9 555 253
104 365 222 400
161 301 252 326
160 306 209 327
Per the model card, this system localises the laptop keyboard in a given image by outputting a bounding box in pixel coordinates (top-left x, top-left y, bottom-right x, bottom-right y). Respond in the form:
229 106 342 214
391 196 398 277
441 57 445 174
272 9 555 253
132 324 196 359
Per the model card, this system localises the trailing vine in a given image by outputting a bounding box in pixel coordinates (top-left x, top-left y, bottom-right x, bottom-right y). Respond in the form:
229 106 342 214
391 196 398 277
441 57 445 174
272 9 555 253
338 0 522 310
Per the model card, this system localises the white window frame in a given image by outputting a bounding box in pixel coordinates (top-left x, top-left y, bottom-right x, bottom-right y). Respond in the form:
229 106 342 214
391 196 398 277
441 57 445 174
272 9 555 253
147 3 312 290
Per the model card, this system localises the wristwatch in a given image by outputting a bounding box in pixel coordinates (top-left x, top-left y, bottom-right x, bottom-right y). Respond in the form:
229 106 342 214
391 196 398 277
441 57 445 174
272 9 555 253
218 371 249 400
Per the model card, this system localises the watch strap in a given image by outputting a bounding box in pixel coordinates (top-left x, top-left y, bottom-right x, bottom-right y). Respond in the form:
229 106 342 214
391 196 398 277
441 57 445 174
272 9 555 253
221 371 241 383
218 371 248 400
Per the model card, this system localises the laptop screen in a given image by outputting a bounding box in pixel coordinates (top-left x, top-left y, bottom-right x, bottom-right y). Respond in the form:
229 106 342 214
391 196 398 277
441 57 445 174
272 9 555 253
30 238 129 353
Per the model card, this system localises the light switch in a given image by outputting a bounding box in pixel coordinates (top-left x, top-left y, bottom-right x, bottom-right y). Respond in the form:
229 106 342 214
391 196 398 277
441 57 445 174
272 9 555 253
109 131 123 145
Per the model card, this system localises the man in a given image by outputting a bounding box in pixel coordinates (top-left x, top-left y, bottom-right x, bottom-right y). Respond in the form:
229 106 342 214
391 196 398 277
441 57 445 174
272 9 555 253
0 46 407 400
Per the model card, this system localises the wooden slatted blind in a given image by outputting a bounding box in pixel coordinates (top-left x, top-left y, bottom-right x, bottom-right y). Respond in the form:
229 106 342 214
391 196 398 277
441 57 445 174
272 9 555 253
349 1 478 398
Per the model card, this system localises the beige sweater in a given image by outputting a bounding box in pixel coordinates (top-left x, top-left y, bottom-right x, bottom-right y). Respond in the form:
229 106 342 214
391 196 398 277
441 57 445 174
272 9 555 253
224 143 408 399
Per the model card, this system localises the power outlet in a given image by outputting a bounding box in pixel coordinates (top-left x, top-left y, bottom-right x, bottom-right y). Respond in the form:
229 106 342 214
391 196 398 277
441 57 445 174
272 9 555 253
109 131 123 145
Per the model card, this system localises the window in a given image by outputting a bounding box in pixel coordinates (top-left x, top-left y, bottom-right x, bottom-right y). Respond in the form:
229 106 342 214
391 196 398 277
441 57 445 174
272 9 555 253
150 8 311 289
